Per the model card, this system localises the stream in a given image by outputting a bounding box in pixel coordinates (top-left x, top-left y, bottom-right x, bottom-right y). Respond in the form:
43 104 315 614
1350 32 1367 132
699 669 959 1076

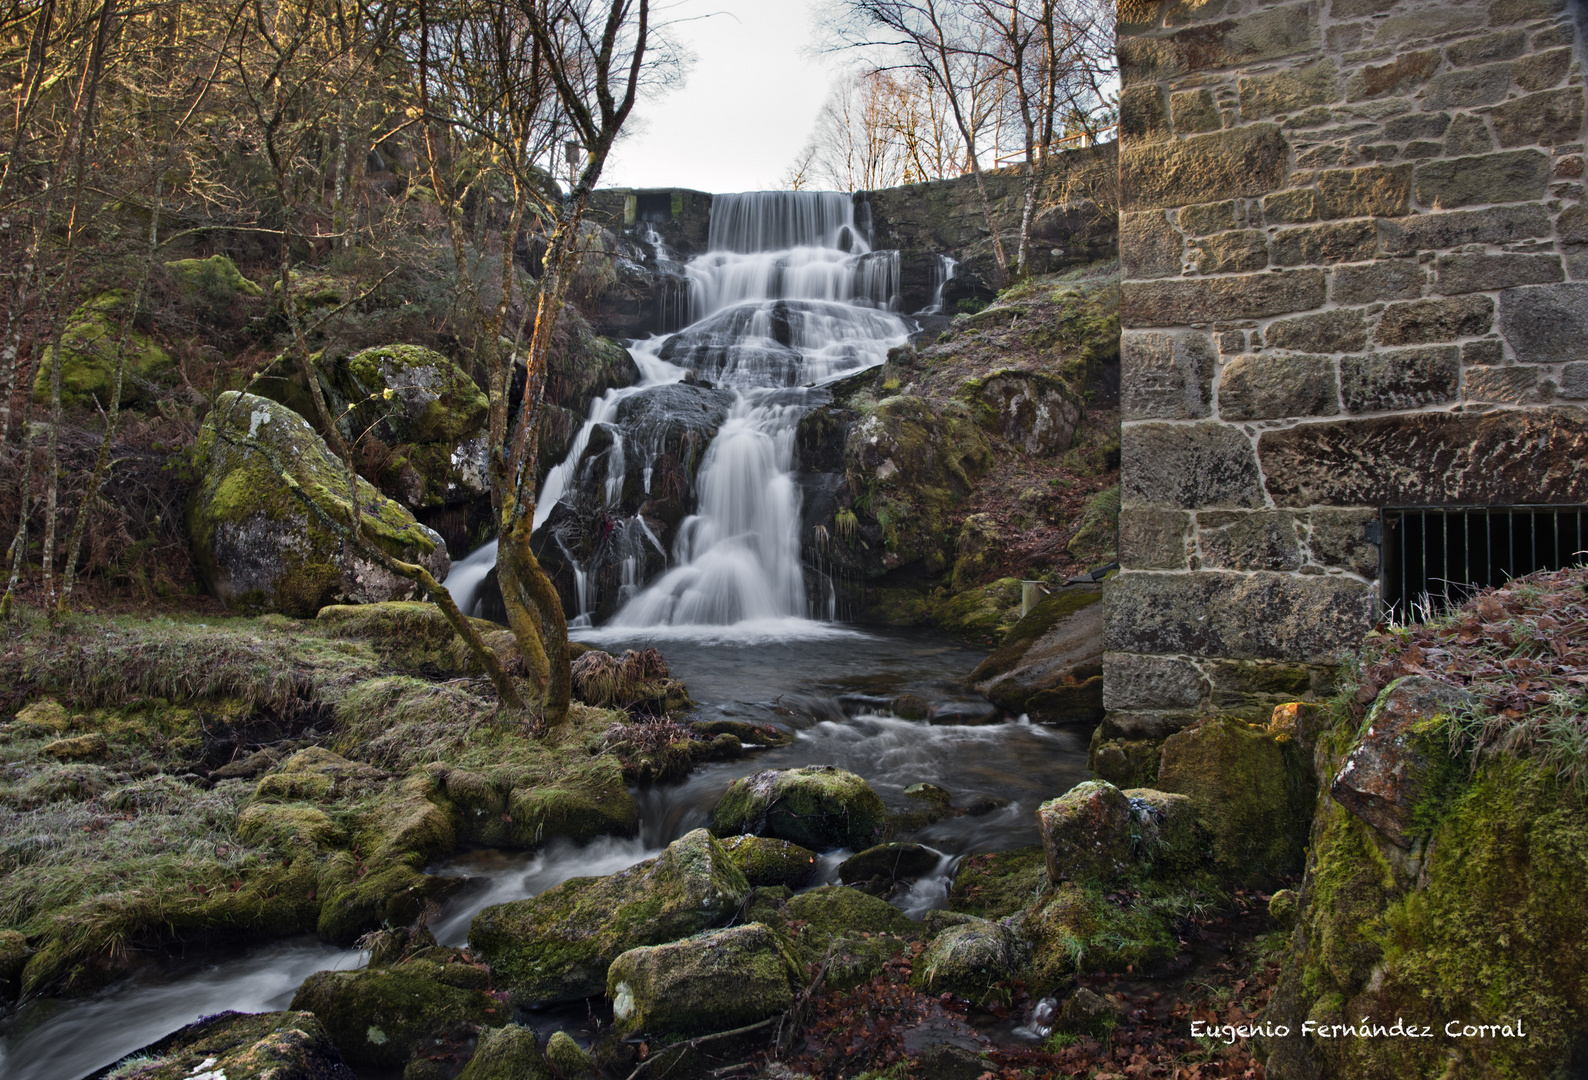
0 192 1094 1079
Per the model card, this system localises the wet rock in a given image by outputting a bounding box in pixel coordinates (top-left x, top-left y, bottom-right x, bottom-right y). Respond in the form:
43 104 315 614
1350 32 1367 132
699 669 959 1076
607 922 800 1037
469 828 749 1003
41 733 108 761
1038 780 1134 884
893 693 930 720
905 781 953 807
82 1011 352 1080
711 765 887 851
1155 716 1314 883
970 586 1105 724
289 966 507 1071
689 718 794 746
927 699 1001 725
187 392 450 616
910 917 1028 1002
1331 675 1474 848
544 1030 596 1079
456 1024 553 1080
839 842 942 893
720 834 819 888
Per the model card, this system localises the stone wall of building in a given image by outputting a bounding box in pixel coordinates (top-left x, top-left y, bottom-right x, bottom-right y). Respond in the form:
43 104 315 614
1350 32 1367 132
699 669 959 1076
1104 0 1588 762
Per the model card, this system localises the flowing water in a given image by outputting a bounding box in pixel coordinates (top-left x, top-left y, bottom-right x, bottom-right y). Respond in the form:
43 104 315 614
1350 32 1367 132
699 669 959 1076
0 193 1092 1078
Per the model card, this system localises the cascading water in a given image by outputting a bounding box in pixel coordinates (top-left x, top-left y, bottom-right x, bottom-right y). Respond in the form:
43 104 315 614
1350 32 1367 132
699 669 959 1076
531 191 909 632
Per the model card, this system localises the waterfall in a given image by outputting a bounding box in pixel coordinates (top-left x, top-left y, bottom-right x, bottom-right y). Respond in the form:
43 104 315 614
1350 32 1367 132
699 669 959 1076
522 191 908 635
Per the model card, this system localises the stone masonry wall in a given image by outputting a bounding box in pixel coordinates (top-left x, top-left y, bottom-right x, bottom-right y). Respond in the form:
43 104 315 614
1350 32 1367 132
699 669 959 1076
1104 0 1588 757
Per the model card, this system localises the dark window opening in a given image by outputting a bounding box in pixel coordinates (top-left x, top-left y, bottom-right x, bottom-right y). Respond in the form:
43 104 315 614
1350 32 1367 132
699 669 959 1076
1382 506 1588 618
635 192 672 223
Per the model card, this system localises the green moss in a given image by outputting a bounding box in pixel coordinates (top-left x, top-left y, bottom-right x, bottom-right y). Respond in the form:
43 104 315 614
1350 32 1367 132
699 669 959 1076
949 845 1050 919
457 1025 553 1080
86 1011 345 1080
469 829 749 1003
910 917 1027 1004
1018 876 1206 990
31 292 174 409
782 885 914 989
711 766 887 851
934 577 1024 641
165 255 266 298
289 965 508 1070
719 835 819 888
342 344 488 445
607 922 801 1037
1066 485 1119 569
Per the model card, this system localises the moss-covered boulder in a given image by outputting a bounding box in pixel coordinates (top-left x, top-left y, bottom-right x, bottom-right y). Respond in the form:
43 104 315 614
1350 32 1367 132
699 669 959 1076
32 292 174 409
1266 754 1588 1080
544 1031 596 1078
1122 788 1207 874
342 344 489 446
838 842 942 894
711 766 887 852
40 733 108 761
1038 780 1133 884
289 965 508 1071
187 391 450 616
969 584 1104 722
456 1024 553 1080
1065 485 1119 570
81 1011 348 1080
910 916 1028 1003
165 254 266 299
469 828 750 1003
948 845 1049 919
783 885 916 989
720 834 819 888
607 922 801 1037
1017 881 1181 990
955 368 1082 455
1154 716 1313 885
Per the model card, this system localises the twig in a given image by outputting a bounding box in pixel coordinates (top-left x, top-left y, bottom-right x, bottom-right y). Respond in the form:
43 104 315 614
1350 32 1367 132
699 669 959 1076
622 1017 778 1080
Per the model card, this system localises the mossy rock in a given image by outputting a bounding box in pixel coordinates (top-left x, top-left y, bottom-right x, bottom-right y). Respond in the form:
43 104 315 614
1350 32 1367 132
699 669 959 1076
545 1030 596 1079
237 801 340 849
784 885 915 990
711 766 887 852
41 733 108 760
935 578 1024 641
31 292 174 409
1155 716 1313 885
948 845 1049 919
165 254 266 298
456 1024 553 1080
971 585 1102 684
469 829 749 1003
341 344 489 446
1066 485 1119 570
80 1011 346 1080
910 916 1028 1004
289 966 508 1071
608 922 801 1037
1088 733 1162 788
1038 780 1134 884
187 392 450 616
838 842 941 893
317 601 521 679
1122 788 1208 874
953 367 1082 455
503 758 639 846
1017 881 1181 990
1268 755 1588 1080
720 834 819 888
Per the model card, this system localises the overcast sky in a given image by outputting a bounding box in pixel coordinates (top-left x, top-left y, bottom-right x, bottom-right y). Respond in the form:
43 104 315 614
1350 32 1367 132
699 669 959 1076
599 0 842 194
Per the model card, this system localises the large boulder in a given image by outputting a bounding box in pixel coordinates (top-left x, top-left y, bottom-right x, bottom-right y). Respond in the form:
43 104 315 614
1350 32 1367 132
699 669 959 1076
187 392 450 616
956 368 1082 455
1037 780 1134 884
165 254 265 299
719 834 820 888
1330 675 1474 849
340 344 488 446
32 292 174 409
839 842 942 894
469 829 749 1003
288 965 506 1071
970 585 1105 723
81 1011 351 1080
782 885 916 990
711 766 887 851
1154 716 1313 884
607 923 801 1037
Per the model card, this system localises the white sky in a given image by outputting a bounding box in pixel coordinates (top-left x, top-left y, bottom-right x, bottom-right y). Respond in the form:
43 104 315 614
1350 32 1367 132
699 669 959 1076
599 0 842 194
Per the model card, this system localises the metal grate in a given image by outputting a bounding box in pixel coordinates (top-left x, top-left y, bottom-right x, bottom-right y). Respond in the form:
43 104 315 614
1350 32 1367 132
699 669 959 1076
1382 506 1588 618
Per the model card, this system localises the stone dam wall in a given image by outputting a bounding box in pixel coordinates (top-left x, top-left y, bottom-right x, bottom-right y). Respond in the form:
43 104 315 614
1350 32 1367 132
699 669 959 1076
1102 0 1588 756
